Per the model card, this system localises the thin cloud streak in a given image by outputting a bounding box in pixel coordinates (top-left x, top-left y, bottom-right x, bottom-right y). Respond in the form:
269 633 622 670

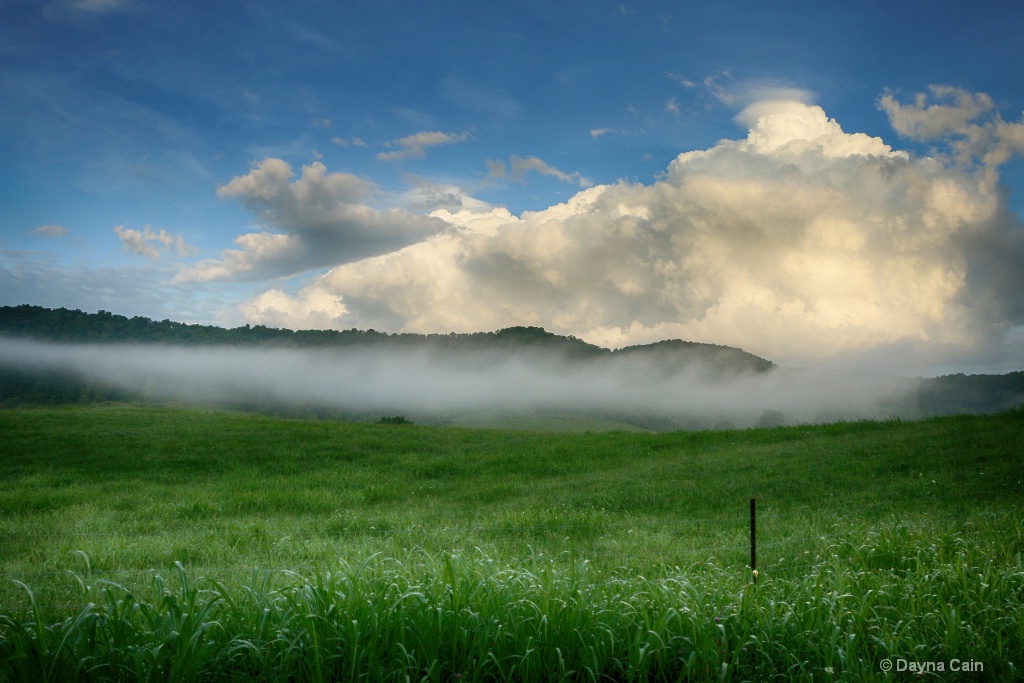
32 224 70 238
377 131 471 161
486 154 592 187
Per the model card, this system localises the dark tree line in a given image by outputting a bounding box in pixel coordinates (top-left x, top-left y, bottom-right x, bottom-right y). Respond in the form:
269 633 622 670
0 305 604 352
0 305 391 347
0 306 773 421
2 305 1022 422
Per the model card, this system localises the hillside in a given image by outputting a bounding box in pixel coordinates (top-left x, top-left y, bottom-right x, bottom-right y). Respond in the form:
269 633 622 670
0 304 769 370
1 304 1023 428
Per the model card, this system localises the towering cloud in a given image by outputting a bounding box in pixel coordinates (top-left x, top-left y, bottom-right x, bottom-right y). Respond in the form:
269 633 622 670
241 90 1024 372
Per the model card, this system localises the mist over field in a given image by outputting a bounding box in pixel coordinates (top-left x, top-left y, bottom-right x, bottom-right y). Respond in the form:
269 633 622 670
0 337 918 428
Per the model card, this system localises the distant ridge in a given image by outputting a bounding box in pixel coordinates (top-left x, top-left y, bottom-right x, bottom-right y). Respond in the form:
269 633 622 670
614 338 775 374
0 304 774 374
2 304 1022 426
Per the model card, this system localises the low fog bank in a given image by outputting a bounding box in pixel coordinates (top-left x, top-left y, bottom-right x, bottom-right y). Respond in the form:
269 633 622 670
0 338 928 429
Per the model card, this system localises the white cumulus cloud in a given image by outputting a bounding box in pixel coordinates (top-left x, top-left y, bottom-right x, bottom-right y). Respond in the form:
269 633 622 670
239 90 1024 372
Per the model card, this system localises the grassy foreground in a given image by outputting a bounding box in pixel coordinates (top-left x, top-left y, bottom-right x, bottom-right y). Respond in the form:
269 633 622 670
0 405 1022 681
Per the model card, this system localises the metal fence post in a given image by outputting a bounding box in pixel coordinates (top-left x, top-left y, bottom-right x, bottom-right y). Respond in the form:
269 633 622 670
750 498 757 583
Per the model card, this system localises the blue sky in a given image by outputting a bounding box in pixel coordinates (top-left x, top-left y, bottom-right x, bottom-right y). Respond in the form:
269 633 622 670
2 0 1024 375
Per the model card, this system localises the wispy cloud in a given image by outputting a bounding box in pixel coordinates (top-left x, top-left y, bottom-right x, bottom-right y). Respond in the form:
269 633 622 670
285 21 346 54
32 224 70 238
666 72 696 88
331 136 368 147
666 71 807 110
377 131 471 161
439 77 521 120
487 154 592 187
42 0 135 22
114 225 198 260
49 0 132 14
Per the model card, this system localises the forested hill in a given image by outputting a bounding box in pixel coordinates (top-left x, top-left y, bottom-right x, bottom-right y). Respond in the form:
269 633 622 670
0 304 772 371
3 305 1022 424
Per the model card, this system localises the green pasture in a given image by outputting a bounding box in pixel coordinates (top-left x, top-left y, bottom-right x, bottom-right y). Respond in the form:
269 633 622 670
0 405 1022 681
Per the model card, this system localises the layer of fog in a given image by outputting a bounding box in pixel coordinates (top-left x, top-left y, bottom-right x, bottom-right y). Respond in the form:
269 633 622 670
0 338 923 428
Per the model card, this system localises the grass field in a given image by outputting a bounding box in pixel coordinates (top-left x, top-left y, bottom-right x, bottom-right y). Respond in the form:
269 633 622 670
0 405 1022 681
